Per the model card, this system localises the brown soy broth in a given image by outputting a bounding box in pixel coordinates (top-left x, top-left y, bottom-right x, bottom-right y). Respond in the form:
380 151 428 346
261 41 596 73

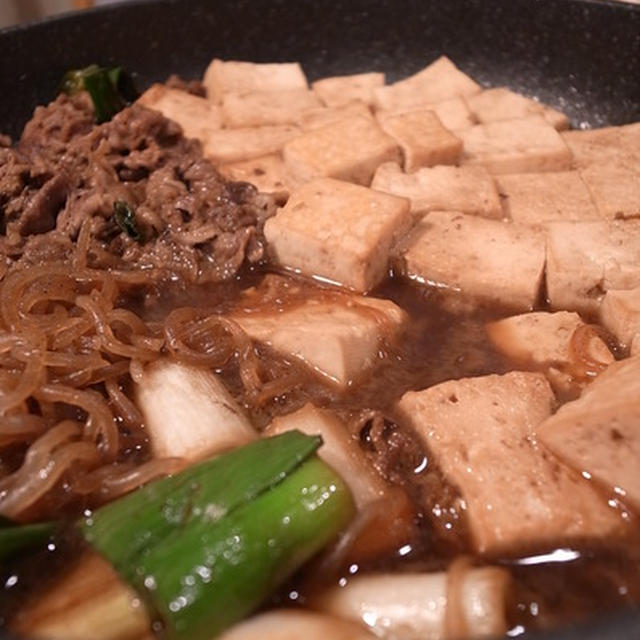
3 268 640 636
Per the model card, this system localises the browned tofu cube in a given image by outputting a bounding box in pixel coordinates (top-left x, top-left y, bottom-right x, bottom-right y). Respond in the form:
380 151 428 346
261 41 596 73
538 356 640 512
373 56 481 112
372 162 502 219
203 59 307 103
496 171 599 224
283 115 401 185
459 116 573 174
203 125 300 164
600 287 640 348
397 371 623 554
467 88 569 131
562 123 640 169
579 164 640 220
312 72 385 107
264 178 412 292
487 311 613 394
137 84 222 141
377 96 475 131
398 211 546 311
231 295 406 387
221 89 322 127
377 110 463 172
298 101 373 131
545 220 640 314
218 154 297 204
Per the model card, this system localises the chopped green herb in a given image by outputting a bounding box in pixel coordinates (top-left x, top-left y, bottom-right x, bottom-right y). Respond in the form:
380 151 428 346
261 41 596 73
113 200 142 241
60 65 138 123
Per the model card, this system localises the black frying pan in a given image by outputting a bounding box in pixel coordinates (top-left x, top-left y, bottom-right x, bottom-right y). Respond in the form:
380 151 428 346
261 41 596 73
0 0 639 638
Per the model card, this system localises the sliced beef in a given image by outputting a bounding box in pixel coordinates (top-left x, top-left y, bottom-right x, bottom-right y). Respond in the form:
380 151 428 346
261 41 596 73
0 92 275 284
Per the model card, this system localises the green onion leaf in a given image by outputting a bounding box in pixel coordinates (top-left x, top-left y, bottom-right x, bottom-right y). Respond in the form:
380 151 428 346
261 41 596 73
113 201 142 241
0 519 55 563
59 65 138 123
80 432 354 639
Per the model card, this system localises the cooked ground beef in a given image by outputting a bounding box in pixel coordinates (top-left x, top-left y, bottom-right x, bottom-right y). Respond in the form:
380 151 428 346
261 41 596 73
0 89 274 283
165 74 207 97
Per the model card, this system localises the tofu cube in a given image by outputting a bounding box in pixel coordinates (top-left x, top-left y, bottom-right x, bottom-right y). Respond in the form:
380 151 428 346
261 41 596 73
265 178 412 292
221 89 322 127
396 371 623 554
467 88 569 131
538 356 640 512
579 164 640 220
203 59 307 103
218 154 297 204
487 311 613 393
372 162 502 219
562 123 640 170
398 211 546 311
299 100 374 131
135 360 255 462
545 220 640 314
283 115 401 185
312 72 385 107
377 110 463 172
496 171 599 224
373 56 481 112
137 84 222 142
459 115 573 174
600 287 640 348
231 294 406 386
203 125 300 164
376 97 475 131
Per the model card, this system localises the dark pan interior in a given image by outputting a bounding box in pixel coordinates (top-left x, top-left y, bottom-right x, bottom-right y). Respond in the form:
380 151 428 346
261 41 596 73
0 0 639 638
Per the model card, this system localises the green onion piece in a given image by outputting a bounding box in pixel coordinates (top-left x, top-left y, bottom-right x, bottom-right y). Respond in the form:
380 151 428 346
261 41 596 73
80 432 354 639
113 201 142 241
133 456 353 640
83 69 125 124
81 431 322 573
0 519 55 563
59 65 138 123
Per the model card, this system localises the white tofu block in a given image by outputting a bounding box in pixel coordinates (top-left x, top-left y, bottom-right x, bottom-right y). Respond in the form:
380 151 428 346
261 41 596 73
265 178 412 292
203 59 308 103
396 371 623 554
545 220 640 314
467 87 569 131
221 89 322 127
312 72 385 107
203 125 300 164
399 211 546 311
232 295 406 386
538 356 640 512
459 115 573 174
137 84 222 141
579 164 640 220
298 100 373 131
377 109 463 172
372 162 502 219
316 569 510 640
562 123 640 169
377 96 476 131
218 154 296 204
496 171 599 224
135 360 256 462
600 287 640 348
373 55 481 112
632 335 640 356
283 115 401 185
219 610 376 640
487 311 613 394
265 404 388 506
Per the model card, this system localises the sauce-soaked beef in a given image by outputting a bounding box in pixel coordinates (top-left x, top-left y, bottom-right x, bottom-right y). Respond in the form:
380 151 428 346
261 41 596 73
0 93 275 282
